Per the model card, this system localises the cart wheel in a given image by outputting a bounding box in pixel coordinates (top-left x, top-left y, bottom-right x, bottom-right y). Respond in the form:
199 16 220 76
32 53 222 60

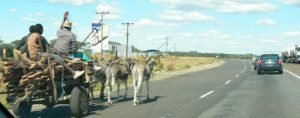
12 101 32 118
70 87 89 117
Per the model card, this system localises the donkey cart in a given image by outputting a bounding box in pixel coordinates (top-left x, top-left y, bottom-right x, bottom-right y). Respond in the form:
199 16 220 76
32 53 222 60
0 58 93 118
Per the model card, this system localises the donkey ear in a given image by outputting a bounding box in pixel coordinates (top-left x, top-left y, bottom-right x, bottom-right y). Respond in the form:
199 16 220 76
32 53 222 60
145 57 150 62
151 57 155 61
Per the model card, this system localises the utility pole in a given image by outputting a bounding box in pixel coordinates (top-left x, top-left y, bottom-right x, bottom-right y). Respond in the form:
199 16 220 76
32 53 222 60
165 37 169 53
164 37 170 58
173 42 175 52
96 11 109 61
122 22 134 60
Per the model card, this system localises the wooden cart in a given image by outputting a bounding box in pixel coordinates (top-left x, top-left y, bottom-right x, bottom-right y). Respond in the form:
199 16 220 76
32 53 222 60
0 58 94 118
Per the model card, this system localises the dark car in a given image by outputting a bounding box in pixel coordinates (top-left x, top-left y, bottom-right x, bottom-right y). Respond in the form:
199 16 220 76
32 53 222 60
256 54 283 74
253 55 260 70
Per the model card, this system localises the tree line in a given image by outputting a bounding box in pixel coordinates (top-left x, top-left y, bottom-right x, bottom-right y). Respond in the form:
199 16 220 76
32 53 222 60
0 39 253 60
168 51 253 59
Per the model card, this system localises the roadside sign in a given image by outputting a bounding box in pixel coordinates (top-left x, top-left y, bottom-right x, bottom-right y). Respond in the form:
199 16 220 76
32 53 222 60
91 24 109 53
92 23 102 31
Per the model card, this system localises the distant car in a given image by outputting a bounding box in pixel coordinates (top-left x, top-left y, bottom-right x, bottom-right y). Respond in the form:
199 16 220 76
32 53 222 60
252 56 256 65
256 54 283 74
253 55 260 70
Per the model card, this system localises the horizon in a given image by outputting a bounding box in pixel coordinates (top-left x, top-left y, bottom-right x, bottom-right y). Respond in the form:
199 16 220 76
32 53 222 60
1 0 300 55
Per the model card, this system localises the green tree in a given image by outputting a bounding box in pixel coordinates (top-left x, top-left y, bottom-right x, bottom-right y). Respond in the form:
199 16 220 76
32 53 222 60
10 40 21 47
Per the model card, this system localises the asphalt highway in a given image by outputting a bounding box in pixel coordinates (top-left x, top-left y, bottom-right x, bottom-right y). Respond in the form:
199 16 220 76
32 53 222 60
28 60 300 118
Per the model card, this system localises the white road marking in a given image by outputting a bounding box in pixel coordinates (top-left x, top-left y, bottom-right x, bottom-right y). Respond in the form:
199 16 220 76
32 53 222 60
162 61 248 118
224 80 232 85
199 90 214 99
243 63 247 71
284 69 300 79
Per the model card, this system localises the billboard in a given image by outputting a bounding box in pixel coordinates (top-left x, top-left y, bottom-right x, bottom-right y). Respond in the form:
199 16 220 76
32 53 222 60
91 24 109 53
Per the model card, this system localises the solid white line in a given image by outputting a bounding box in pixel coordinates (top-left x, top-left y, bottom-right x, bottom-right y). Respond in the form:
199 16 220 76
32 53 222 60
243 63 247 71
225 80 232 85
235 74 239 77
199 90 214 99
284 69 300 79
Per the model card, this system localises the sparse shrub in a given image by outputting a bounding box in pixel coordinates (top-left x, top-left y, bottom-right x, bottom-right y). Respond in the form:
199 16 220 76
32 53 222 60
155 58 164 71
166 64 175 71
183 64 191 69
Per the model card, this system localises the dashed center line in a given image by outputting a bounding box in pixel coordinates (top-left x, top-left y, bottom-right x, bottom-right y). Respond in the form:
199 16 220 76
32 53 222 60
224 80 232 85
161 61 248 118
199 90 214 99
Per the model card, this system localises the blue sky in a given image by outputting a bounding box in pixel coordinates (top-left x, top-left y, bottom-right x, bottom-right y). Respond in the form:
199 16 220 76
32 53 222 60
1 0 300 54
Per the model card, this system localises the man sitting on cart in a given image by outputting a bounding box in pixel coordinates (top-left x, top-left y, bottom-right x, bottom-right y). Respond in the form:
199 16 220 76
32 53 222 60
27 23 84 79
52 11 91 62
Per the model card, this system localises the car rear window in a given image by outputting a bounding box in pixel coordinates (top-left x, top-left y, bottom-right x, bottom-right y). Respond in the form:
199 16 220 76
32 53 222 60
260 55 279 61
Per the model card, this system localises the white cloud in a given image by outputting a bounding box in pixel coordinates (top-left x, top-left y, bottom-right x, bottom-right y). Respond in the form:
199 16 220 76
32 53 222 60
20 12 45 22
256 18 277 26
283 31 300 37
259 38 280 43
152 0 277 14
160 10 214 22
48 0 95 6
218 2 277 13
283 0 300 6
10 8 17 13
21 17 36 22
135 18 177 27
198 30 231 40
35 12 43 16
96 2 121 20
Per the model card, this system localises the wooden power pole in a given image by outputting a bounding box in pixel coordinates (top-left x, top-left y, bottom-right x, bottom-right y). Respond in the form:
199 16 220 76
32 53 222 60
96 11 109 60
122 22 134 60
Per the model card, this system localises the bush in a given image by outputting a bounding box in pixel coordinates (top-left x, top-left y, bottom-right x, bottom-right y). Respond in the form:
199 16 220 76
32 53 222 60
154 58 164 71
166 64 175 71
183 64 191 69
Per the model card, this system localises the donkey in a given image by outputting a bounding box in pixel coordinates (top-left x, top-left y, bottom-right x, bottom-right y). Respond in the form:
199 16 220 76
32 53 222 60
105 61 133 104
90 61 108 100
132 57 156 106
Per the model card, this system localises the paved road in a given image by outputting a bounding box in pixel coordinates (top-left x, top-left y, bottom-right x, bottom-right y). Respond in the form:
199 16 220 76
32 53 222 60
28 60 300 118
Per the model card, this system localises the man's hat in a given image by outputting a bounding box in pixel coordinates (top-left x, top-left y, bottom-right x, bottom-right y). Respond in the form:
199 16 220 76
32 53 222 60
63 20 72 28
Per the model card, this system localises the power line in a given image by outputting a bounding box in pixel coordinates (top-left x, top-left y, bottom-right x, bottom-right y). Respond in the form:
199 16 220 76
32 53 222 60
122 22 134 60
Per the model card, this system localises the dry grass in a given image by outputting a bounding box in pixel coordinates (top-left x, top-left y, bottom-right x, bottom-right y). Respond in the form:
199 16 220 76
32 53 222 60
158 56 218 72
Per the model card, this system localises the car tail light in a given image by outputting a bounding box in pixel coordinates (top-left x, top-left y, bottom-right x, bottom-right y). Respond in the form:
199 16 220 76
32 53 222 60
278 60 283 64
258 60 264 65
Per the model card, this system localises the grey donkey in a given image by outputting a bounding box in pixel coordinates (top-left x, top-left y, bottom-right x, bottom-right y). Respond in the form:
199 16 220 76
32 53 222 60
90 61 108 101
132 57 156 106
105 61 134 104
